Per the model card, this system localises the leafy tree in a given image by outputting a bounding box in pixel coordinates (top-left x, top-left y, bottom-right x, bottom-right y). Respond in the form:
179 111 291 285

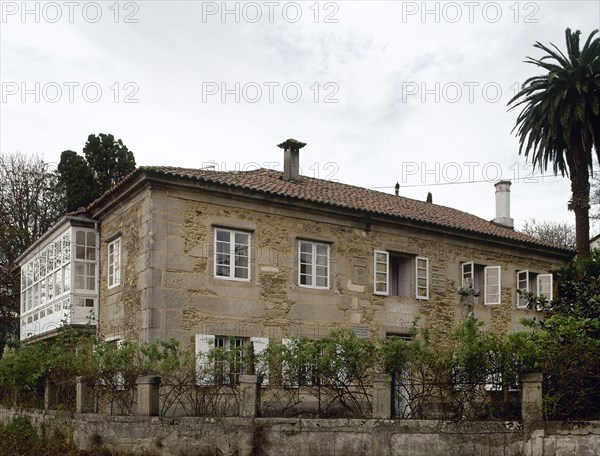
522 218 576 250
83 133 135 194
57 150 97 212
509 28 600 256
548 249 600 319
0 153 64 356
58 134 136 212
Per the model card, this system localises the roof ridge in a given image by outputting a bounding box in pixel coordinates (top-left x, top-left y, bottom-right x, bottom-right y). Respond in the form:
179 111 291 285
85 165 573 254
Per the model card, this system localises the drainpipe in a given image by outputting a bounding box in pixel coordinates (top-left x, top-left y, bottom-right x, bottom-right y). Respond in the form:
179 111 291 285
95 221 100 340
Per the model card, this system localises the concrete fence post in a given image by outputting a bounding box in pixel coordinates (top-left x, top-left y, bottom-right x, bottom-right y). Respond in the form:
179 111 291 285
44 380 56 410
76 376 95 413
239 374 262 418
521 372 543 423
372 373 392 419
136 375 161 416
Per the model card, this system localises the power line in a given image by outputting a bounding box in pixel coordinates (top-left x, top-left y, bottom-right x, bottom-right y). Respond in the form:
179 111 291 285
368 174 562 190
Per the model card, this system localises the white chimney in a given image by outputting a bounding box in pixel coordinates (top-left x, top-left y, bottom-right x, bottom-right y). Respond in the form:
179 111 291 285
278 138 306 181
493 181 514 228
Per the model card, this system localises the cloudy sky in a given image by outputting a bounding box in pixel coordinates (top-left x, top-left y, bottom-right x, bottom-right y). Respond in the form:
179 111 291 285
1 1 599 233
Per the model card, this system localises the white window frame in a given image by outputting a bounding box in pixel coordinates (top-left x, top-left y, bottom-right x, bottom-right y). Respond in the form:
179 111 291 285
74 229 97 293
214 228 251 281
484 265 501 305
516 270 553 309
298 241 330 289
537 274 553 301
461 262 475 289
516 270 529 309
375 251 428 299
250 337 269 385
107 238 121 289
415 256 429 300
374 250 389 296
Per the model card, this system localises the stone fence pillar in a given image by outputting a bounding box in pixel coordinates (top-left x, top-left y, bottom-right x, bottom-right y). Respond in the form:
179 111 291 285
372 373 392 419
521 372 543 423
76 376 95 413
136 375 161 416
44 380 56 410
239 374 261 418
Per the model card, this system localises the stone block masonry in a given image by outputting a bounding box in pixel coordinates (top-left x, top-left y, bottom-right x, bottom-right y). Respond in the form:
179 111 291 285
1 406 599 456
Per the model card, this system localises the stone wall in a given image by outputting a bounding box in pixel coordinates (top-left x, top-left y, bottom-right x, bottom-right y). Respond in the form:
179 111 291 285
1 407 598 456
97 184 567 349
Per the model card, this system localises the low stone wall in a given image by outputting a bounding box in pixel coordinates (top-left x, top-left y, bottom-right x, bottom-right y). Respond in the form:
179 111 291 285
1 406 599 456
2 406 599 456
70 416 600 456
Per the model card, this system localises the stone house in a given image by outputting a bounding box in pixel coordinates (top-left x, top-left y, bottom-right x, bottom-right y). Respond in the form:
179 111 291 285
18 140 573 360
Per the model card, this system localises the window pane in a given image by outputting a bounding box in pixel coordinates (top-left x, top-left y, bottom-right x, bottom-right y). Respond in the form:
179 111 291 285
235 232 248 245
63 234 70 264
235 254 248 268
235 267 249 279
316 244 328 256
216 265 230 277
300 273 311 286
300 242 311 254
316 266 327 277
216 230 230 242
63 265 71 292
87 231 96 247
375 282 386 293
316 276 327 288
55 270 62 295
300 263 311 276
55 240 62 265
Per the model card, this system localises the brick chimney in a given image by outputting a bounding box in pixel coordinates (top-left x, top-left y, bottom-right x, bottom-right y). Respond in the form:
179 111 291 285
278 138 306 181
493 181 514 228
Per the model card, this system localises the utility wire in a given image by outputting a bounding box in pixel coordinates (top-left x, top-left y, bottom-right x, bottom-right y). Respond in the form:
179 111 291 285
368 174 562 190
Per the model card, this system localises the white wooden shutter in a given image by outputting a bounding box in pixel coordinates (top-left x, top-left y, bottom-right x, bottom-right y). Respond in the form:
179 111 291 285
415 256 429 300
484 266 501 305
374 250 389 295
250 337 269 385
195 334 215 385
516 270 529 309
537 274 553 301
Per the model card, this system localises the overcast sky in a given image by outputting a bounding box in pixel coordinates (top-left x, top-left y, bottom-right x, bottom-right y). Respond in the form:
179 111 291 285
1 1 599 234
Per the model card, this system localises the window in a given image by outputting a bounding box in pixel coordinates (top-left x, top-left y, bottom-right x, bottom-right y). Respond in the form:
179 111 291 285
516 270 553 309
374 250 429 299
299 241 329 288
484 266 501 305
374 251 389 294
214 228 250 280
416 257 429 299
537 274 552 301
195 334 268 385
462 262 501 305
74 230 96 292
108 238 121 288
75 297 95 308
516 270 530 309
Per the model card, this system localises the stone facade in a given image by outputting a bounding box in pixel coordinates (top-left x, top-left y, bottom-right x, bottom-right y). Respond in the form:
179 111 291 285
93 177 569 351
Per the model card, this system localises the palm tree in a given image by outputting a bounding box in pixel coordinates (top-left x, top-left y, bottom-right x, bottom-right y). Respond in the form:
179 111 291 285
509 28 600 256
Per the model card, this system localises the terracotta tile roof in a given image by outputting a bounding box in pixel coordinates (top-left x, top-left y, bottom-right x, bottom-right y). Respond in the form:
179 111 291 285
85 165 571 253
103 166 565 253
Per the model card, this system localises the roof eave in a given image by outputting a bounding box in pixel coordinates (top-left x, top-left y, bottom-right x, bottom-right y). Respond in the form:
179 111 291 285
137 169 575 260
